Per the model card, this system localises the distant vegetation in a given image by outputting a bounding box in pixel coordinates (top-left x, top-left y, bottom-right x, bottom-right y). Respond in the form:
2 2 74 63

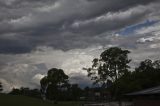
1 47 160 104
9 87 41 99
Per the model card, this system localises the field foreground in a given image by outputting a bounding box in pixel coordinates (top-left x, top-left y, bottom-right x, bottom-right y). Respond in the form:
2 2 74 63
0 94 81 106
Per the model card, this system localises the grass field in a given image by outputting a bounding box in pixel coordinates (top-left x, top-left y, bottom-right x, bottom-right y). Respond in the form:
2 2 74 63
0 94 81 106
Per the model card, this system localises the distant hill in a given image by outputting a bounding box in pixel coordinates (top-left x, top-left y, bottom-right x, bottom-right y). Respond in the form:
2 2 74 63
0 94 80 106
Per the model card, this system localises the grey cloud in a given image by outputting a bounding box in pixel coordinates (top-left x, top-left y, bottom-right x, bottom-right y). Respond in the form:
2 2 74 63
0 0 160 91
1 31 160 91
0 46 96 91
69 73 92 88
70 5 150 35
0 0 159 54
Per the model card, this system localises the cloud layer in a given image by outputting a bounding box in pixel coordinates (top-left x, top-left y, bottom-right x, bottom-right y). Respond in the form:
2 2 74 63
0 0 160 91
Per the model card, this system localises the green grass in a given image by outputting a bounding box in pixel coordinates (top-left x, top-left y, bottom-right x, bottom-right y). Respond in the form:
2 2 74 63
0 94 81 106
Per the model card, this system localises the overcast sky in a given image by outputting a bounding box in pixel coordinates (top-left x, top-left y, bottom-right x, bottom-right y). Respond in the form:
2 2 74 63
0 0 160 92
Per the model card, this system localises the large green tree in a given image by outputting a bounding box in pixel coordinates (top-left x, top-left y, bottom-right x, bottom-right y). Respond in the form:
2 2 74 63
40 68 69 102
86 47 131 87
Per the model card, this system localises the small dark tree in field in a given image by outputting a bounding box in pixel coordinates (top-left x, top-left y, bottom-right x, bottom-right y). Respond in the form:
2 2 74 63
40 68 69 103
85 47 131 99
0 82 3 92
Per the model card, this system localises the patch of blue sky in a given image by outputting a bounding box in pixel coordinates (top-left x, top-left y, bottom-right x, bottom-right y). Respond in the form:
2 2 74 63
116 20 159 36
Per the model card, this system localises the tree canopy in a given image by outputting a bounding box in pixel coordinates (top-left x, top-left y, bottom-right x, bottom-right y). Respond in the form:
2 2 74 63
112 59 160 96
40 68 69 102
86 47 131 87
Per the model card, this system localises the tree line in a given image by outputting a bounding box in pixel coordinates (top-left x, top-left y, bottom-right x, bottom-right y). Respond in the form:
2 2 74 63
85 47 160 100
1 47 160 102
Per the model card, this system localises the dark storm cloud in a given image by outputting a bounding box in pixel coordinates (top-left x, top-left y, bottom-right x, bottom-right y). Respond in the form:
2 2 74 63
0 38 32 54
0 0 159 54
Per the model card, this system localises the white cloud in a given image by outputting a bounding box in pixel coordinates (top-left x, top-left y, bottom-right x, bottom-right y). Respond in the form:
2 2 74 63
0 46 103 91
135 22 160 35
129 47 160 69
10 14 32 26
32 74 45 85
1 42 160 91
0 78 13 92
30 46 100 75
137 37 154 43
37 2 60 12
71 5 149 28
149 43 160 48
136 25 160 43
